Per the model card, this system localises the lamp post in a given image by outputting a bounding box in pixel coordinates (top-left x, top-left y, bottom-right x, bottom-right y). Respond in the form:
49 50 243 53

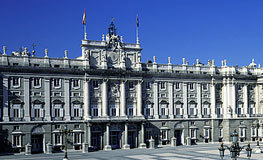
256 123 260 146
218 129 252 160
60 125 72 160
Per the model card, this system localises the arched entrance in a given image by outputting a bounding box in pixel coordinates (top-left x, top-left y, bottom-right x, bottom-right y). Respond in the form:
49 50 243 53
31 127 44 153
174 123 184 146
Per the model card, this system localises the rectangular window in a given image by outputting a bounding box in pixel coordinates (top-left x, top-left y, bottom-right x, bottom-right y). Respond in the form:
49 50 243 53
175 82 180 90
219 128 223 138
129 82 134 89
128 104 133 116
73 79 80 88
160 82 166 89
252 128 256 137
55 108 60 117
55 125 60 129
146 82 151 89
73 133 81 144
110 104 116 116
33 78 41 87
161 130 167 140
189 83 194 90
13 135 21 147
240 128 246 137
190 129 196 138
74 108 79 117
204 129 209 138
93 80 99 88
54 134 61 145
203 83 208 91
13 77 19 86
54 79 60 87
91 105 98 117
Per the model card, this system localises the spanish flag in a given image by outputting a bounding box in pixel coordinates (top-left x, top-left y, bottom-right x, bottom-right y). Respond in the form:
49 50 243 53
82 9 86 25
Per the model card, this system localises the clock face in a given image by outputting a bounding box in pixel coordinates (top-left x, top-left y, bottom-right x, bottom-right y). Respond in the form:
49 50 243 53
109 52 119 63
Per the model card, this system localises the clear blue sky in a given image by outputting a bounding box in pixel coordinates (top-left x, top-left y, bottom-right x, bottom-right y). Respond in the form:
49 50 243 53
1 0 263 67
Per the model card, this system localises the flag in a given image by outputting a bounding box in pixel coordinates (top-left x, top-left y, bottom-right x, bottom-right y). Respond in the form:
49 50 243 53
137 14 139 28
82 9 86 25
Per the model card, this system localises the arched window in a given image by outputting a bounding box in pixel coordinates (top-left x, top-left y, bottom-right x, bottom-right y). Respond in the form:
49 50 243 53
71 101 83 120
52 100 64 120
31 100 44 120
144 101 153 117
174 101 183 116
10 99 23 121
202 101 210 116
188 101 197 116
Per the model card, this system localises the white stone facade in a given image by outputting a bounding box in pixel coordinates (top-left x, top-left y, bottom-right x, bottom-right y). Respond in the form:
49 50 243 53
0 21 263 154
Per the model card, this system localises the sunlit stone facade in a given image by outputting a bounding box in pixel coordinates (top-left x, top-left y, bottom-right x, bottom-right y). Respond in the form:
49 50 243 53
0 21 263 154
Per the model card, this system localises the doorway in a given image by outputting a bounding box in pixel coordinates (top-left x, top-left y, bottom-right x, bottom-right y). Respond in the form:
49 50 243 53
174 130 182 146
110 131 121 149
128 131 136 148
91 132 101 150
31 134 43 153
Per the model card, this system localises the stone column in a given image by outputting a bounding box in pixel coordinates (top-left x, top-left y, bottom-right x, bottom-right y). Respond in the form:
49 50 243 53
255 84 260 115
139 123 146 148
44 78 51 121
120 80 126 116
82 123 90 153
24 78 30 121
64 79 70 121
222 78 228 118
123 123 130 149
102 79 108 117
183 83 188 118
137 80 143 116
3 77 9 121
231 80 236 118
210 79 216 118
197 83 202 118
83 78 90 119
153 82 159 119
104 123 112 150
243 84 249 117
168 82 174 119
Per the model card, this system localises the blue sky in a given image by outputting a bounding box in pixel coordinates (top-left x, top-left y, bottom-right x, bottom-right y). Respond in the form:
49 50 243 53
1 0 263 67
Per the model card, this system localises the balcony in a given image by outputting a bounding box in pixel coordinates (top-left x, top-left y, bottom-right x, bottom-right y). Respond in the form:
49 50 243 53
71 117 83 120
237 114 247 117
51 117 64 121
174 115 183 118
31 117 44 121
159 115 168 119
202 115 211 118
10 117 23 121
188 115 198 118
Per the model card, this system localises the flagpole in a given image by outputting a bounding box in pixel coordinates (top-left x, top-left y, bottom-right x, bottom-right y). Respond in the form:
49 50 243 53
136 14 139 44
84 23 87 40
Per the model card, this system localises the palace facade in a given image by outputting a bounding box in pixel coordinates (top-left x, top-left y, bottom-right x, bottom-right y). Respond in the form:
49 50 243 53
0 21 263 154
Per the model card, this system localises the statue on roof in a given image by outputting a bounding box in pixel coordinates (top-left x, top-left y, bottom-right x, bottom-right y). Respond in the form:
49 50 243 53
106 18 122 50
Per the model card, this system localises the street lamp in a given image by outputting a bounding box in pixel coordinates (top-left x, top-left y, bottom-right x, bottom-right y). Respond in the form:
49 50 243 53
218 129 252 160
60 125 72 160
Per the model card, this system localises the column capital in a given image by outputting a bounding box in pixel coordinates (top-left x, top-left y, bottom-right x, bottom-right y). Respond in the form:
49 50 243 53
106 123 111 127
138 80 143 84
103 78 109 83
85 78 91 82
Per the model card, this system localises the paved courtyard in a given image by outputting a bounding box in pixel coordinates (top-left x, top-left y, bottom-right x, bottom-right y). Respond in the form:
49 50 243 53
0 143 262 160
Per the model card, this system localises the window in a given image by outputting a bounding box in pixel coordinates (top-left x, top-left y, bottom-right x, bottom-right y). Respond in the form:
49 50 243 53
54 65 60 68
237 103 243 115
252 128 257 137
240 128 246 138
145 104 153 116
73 133 82 144
189 83 194 90
189 103 197 116
203 83 208 91
190 129 196 138
249 103 255 115
146 82 151 89
129 82 134 89
127 104 133 116
14 126 20 130
72 79 80 88
53 78 61 88
54 133 62 145
32 104 44 118
216 104 222 116
52 104 63 118
91 104 98 117
74 125 80 129
93 80 99 88
160 82 166 90
33 78 41 87
12 135 22 147
110 104 116 117
175 82 180 90
190 121 195 126
71 104 83 118
33 92 41 97
174 104 182 115
55 125 60 129
204 129 210 138
10 104 23 118
203 104 210 116
12 77 20 87
160 104 168 116
161 130 167 140
237 84 242 90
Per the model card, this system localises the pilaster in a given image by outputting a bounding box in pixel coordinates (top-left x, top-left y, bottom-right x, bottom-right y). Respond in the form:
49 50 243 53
123 123 130 149
3 77 9 121
168 82 174 118
153 82 159 119
210 79 216 118
64 79 70 121
120 80 126 116
136 80 143 116
44 78 51 121
183 83 188 118
243 84 249 116
83 78 90 119
197 83 202 118
104 123 112 150
24 78 30 121
102 79 108 117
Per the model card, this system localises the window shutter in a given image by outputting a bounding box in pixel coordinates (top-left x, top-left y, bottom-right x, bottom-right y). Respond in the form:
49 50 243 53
194 108 197 115
150 108 153 116
31 108 35 118
116 107 119 116
79 108 83 117
60 108 64 117
52 108 55 117
165 108 168 115
40 108 44 117
19 109 24 118
208 108 211 115
10 108 14 118
241 108 244 114
71 106 74 117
